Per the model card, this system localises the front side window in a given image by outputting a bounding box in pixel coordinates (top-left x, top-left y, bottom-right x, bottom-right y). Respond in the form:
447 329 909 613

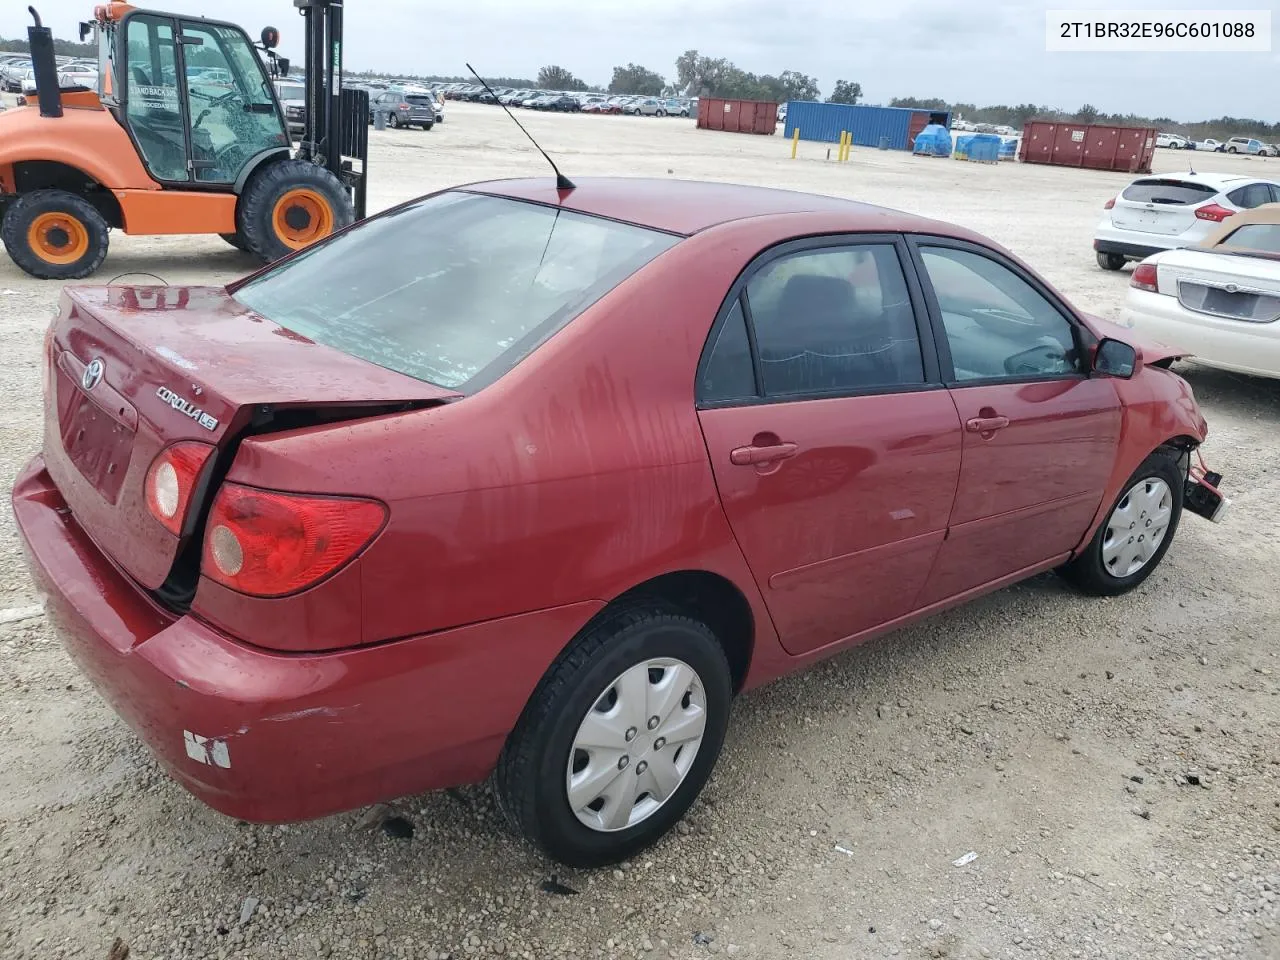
180 21 286 184
744 244 925 397
232 193 679 391
919 246 1080 382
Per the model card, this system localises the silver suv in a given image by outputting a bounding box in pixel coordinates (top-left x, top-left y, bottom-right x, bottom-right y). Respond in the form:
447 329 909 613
373 90 436 130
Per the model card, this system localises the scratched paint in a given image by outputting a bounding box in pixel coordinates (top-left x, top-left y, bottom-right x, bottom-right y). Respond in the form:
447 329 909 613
184 730 230 769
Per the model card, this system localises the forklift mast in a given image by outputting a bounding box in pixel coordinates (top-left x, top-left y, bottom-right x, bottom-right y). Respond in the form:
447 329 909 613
294 0 367 219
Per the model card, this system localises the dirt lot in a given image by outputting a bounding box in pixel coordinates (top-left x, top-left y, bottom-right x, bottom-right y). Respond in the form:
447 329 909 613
1 101 1277 960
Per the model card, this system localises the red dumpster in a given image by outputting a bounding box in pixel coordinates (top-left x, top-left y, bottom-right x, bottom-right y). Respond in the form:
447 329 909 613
1019 121 1156 174
697 98 778 136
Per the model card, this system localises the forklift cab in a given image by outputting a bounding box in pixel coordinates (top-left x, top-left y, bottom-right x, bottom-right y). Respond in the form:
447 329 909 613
88 5 290 187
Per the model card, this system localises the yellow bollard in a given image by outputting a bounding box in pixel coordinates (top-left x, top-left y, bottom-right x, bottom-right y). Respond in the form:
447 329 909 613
839 131 848 162
842 131 851 162
791 127 800 159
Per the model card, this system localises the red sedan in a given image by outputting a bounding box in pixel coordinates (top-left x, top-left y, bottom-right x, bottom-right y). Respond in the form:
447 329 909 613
13 177 1226 867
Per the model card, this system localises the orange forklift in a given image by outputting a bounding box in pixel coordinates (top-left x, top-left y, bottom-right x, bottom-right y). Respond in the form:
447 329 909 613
0 2 368 279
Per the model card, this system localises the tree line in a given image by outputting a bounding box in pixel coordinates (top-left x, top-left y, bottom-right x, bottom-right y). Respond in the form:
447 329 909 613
6 34 1276 138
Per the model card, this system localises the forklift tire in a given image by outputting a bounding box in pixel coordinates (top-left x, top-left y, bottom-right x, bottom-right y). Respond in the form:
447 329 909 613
1 190 110 281
219 232 250 252
237 160 353 265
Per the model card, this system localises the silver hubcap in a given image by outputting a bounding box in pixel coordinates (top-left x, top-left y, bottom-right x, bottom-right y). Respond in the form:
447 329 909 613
566 658 707 832
1102 477 1173 578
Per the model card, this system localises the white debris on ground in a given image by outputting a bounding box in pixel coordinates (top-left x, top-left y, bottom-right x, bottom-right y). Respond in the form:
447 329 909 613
0 100 1276 960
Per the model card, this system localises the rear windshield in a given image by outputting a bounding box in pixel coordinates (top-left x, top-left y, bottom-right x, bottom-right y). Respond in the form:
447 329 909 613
404 94 435 105
276 84 304 100
1219 223 1280 254
231 192 679 391
1121 179 1217 205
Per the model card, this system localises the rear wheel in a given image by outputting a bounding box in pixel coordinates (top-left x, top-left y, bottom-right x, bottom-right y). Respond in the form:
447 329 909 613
1058 450 1184 596
237 160 352 264
656 109 667 118
387 112 400 129
1 189 110 280
219 232 250 252
1227 146 1237 154
1096 251 1127 271
495 605 732 867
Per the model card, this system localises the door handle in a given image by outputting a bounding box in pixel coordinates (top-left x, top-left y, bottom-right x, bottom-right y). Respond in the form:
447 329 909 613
965 416 1010 433
730 442 798 466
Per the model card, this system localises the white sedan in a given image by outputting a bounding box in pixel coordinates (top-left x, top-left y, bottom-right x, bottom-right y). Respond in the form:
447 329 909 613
1121 208 1280 379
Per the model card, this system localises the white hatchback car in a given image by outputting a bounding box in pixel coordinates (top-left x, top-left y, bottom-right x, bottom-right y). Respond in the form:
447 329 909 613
1121 208 1280 379
1094 173 1280 270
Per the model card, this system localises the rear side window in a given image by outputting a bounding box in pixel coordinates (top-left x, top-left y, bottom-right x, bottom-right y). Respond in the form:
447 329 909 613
1219 223 1280 254
1121 179 1217 205
1226 183 1275 209
232 193 678 391
699 300 756 402
744 245 925 397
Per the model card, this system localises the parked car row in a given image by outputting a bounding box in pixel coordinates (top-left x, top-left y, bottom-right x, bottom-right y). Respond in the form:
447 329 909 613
1 54 100 93
1157 133 1280 155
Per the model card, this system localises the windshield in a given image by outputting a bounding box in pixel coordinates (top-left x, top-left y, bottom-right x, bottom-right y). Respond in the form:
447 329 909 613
232 192 679 391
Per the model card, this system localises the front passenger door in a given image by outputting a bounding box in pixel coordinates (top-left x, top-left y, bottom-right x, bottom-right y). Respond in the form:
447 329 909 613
910 239 1122 605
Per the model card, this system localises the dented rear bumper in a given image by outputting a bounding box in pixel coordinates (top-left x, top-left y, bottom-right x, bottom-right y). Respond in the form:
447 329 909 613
12 455 599 823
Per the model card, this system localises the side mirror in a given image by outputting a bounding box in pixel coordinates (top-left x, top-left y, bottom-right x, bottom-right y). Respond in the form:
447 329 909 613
78 20 92 41
260 26 280 49
275 56 290 77
1094 337 1139 379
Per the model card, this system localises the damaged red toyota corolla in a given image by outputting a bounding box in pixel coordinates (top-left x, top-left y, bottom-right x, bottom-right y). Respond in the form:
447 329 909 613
13 178 1228 867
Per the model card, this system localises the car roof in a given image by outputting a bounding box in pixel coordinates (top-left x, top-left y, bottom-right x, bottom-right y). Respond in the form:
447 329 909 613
466 177 966 237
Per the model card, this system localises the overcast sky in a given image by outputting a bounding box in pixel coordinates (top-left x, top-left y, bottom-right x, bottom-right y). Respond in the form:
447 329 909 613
6 0 1278 121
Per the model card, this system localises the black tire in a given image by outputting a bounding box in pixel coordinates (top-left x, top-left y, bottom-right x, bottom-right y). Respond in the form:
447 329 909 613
1058 450 1184 596
1096 251 1127 271
494 604 732 868
421 121 434 131
1 190 109 280
236 159 353 265
1227 146 1237 154
219 232 250 252
387 112 400 129
656 109 667 118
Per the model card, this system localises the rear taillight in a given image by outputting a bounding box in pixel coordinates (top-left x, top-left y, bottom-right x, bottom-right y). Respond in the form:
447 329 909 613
1103 197 1116 209
1131 262 1159 292
1195 203 1233 222
145 442 215 535
202 483 386 597
399 102 409 110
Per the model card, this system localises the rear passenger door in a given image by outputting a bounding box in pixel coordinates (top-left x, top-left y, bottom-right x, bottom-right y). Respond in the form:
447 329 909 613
696 236 963 657
907 238 1122 605
1227 182 1276 209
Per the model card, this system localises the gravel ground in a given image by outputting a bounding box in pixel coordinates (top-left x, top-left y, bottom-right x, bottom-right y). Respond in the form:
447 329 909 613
1 99 1277 960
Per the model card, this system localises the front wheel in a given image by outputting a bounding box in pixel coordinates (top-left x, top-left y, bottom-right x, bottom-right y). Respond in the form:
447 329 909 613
1058 450 1184 596
1 189 110 280
656 109 667 117
1096 250 1127 271
219 231 250 252
237 160 353 264
494 605 732 867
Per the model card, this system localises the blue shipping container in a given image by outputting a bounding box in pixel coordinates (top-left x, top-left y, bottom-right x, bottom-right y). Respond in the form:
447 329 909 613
783 102 951 151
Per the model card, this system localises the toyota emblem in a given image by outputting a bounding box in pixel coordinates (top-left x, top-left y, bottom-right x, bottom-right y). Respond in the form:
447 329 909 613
81 357 104 391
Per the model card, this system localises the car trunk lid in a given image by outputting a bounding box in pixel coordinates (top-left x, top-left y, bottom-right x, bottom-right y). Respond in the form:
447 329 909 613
42 284 459 590
1155 248 1280 323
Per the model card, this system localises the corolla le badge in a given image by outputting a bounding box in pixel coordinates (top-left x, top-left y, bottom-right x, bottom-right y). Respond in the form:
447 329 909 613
81 357 104 391
156 386 219 431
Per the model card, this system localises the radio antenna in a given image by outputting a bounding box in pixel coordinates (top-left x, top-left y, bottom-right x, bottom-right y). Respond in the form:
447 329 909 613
467 63 575 191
